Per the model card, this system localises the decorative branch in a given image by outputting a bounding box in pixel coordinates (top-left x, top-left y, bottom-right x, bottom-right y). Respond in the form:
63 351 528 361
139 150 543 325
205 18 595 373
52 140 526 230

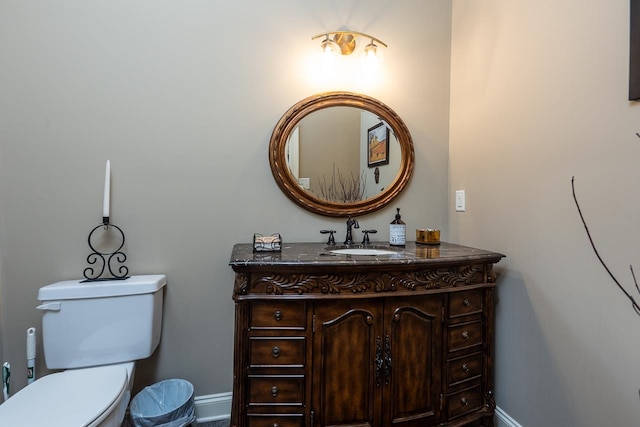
317 164 367 203
571 176 640 317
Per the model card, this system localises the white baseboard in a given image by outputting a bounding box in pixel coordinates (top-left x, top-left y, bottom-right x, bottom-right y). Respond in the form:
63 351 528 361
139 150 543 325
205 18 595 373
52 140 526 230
495 406 523 427
193 394 523 427
194 392 232 422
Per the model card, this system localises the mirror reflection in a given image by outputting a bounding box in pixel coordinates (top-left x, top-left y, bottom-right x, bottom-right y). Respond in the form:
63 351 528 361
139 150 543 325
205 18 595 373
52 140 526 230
269 92 414 217
285 107 401 203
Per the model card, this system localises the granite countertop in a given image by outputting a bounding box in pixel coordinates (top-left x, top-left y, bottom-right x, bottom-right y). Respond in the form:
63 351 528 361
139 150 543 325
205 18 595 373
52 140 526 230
229 241 504 269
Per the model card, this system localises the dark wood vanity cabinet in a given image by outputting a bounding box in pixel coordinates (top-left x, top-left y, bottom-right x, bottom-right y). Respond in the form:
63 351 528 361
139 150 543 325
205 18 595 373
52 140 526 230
230 242 504 427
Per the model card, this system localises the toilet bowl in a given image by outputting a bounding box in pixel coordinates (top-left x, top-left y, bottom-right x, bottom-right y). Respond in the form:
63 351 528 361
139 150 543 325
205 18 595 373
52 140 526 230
0 362 134 427
0 275 166 426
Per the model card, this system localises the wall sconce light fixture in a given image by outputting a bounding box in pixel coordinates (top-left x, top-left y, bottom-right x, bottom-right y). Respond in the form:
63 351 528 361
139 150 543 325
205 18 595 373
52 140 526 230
312 30 387 57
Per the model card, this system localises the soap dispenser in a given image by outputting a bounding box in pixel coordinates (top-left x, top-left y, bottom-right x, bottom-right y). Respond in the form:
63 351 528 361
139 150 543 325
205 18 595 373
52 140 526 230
389 208 406 246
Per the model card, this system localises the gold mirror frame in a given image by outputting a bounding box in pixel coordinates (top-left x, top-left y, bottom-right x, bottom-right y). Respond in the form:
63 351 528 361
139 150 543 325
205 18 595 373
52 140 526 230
269 92 414 217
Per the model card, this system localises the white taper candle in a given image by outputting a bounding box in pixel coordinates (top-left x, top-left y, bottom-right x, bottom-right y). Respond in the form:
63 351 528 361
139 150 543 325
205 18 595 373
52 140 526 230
103 160 111 219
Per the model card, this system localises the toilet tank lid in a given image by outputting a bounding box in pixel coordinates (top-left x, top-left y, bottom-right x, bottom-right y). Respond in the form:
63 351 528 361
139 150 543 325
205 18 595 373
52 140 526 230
38 274 167 300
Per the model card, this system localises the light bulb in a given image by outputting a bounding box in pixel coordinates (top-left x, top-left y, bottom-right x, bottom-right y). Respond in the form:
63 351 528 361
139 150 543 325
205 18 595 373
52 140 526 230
361 40 382 82
320 36 338 78
364 41 378 58
321 36 338 55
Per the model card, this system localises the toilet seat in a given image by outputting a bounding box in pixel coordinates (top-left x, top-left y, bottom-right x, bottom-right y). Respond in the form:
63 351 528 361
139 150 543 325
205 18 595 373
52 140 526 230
0 364 128 426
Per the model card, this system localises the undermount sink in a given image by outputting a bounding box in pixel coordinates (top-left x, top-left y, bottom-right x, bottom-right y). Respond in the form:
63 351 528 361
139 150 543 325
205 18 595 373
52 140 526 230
329 246 399 256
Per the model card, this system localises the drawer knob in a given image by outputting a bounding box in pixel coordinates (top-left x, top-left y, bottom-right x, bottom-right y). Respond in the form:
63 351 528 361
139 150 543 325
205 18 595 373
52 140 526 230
461 331 470 340
461 363 470 373
272 424 279 427
463 298 471 307
271 346 281 357
460 397 469 406
271 385 279 397
274 310 283 321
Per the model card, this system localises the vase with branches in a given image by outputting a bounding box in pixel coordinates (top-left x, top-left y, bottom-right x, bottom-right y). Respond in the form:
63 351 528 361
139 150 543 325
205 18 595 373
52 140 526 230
317 164 367 203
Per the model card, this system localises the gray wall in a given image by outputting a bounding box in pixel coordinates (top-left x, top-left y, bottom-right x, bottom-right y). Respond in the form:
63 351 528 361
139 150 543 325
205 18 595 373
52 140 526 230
0 0 452 396
450 1 640 426
299 107 360 199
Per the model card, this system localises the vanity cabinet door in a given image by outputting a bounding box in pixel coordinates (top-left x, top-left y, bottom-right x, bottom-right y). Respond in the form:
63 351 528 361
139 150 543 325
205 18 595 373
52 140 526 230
383 296 443 427
311 300 384 427
311 296 444 427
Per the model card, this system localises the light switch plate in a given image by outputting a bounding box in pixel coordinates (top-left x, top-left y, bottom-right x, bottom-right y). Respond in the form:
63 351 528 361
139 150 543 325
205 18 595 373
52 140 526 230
455 190 466 212
299 178 310 190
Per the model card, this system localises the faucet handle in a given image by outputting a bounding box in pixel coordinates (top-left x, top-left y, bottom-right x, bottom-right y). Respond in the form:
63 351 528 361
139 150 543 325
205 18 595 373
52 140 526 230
320 229 337 245
361 229 378 244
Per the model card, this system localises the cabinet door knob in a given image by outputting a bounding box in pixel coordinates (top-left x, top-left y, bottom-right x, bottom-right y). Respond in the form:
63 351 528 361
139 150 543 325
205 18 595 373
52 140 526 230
460 397 469 406
271 346 281 357
274 310 283 321
271 385 279 397
461 363 470 373
463 298 471 307
272 424 279 427
461 331 470 340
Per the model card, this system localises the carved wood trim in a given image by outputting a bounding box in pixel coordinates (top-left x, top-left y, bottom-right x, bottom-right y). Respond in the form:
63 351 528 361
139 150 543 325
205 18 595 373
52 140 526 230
234 272 249 296
484 390 496 412
238 264 492 296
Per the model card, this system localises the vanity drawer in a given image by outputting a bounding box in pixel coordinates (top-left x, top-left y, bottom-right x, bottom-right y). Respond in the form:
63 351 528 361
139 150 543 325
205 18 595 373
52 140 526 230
447 320 483 352
247 414 304 427
251 301 307 329
447 352 483 386
448 290 483 318
447 383 482 419
248 375 304 405
249 337 306 367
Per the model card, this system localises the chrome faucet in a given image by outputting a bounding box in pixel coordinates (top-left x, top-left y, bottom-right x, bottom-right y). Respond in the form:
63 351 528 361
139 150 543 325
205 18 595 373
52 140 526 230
344 216 359 245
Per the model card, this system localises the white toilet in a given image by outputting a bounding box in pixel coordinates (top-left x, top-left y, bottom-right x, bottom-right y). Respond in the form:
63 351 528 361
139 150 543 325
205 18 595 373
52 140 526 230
0 274 166 426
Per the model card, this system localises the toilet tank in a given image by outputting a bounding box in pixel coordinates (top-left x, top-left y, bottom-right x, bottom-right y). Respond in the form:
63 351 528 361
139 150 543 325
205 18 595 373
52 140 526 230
37 275 166 369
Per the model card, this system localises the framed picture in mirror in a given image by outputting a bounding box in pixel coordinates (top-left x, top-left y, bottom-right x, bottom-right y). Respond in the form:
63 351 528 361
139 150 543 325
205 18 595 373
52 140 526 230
367 122 390 167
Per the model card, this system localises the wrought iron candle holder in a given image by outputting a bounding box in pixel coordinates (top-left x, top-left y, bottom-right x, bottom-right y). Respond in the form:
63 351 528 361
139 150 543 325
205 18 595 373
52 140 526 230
82 218 129 282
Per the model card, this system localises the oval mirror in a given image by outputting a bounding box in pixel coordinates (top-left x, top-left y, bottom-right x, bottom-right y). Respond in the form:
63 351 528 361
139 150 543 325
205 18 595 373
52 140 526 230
269 92 414 217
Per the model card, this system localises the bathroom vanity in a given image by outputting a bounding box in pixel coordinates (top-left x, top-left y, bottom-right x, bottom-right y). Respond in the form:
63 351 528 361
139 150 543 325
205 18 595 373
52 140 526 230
230 241 504 427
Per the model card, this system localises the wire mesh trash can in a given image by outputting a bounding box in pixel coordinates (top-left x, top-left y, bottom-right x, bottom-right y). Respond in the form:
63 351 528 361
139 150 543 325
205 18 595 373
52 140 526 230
129 379 196 427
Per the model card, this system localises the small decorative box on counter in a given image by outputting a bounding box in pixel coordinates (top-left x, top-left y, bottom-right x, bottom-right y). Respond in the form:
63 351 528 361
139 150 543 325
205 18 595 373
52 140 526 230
253 233 282 252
